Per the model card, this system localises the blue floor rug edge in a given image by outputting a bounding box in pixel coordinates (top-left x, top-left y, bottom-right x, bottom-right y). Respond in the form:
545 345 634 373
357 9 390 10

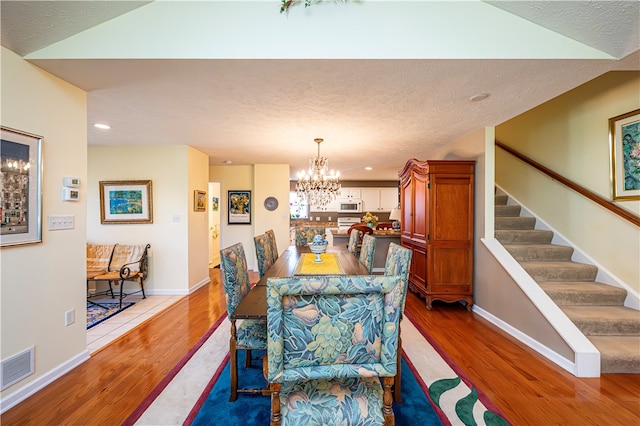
86 301 135 329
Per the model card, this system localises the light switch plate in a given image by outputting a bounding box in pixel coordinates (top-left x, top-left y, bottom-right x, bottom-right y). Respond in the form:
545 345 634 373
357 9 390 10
48 215 75 230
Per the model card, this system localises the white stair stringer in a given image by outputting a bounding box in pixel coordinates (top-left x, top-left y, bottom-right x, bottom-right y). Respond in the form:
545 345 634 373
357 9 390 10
480 238 600 377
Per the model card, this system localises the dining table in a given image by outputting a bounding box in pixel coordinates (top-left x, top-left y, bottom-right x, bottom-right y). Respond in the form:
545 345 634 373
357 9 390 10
228 244 369 401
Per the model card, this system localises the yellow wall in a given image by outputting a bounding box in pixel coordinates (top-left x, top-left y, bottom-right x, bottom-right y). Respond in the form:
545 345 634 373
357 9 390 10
253 164 291 259
88 145 210 293
496 71 640 293
209 164 290 272
1 47 88 397
187 147 211 290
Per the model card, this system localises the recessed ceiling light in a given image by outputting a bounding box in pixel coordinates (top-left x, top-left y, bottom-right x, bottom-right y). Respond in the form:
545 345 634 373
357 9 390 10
469 93 490 102
365 167 373 171
94 123 111 129
222 160 232 164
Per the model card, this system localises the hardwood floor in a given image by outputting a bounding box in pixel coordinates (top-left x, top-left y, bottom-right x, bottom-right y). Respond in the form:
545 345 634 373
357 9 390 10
2 269 639 425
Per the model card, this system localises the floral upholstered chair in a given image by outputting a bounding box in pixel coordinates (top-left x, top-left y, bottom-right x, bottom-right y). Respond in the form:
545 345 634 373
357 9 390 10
294 226 326 247
265 229 279 264
347 228 362 257
220 242 268 401
266 275 404 426
358 234 376 274
254 233 275 279
384 242 413 403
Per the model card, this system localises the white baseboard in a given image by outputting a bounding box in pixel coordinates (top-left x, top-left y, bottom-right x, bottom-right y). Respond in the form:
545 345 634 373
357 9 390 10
0 350 90 414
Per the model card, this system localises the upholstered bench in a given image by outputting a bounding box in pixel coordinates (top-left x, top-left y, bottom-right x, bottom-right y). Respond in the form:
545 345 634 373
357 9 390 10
87 243 150 309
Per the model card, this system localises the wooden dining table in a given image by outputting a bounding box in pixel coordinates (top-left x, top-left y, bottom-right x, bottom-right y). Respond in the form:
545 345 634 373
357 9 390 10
228 244 368 400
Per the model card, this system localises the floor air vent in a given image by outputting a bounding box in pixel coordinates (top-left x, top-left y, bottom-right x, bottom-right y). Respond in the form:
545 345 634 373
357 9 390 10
1 346 34 390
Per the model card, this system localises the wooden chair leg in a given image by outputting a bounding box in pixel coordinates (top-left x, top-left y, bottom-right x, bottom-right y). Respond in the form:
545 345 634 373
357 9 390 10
229 321 238 402
382 376 395 426
245 349 252 368
270 383 282 426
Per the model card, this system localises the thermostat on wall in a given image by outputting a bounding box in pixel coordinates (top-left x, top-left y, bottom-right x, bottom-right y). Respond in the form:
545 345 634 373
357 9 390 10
62 187 80 201
62 177 81 187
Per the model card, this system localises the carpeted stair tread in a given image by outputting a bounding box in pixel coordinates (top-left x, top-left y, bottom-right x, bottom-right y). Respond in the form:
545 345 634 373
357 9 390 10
495 216 536 230
520 261 598 282
495 205 521 217
561 306 640 335
495 190 637 374
504 244 573 261
495 229 554 244
539 282 628 306
589 336 640 374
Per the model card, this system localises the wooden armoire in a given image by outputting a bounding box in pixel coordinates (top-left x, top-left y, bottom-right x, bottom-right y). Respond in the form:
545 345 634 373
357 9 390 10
398 159 475 310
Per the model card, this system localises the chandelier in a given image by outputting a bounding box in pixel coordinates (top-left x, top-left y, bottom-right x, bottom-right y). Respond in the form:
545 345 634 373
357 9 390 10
295 138 341 207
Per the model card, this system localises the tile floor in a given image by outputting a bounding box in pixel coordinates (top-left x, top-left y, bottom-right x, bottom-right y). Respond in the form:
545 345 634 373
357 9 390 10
86 294 183 353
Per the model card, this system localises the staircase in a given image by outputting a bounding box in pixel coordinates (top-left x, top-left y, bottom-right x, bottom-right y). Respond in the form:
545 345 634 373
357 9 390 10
495 193 640 374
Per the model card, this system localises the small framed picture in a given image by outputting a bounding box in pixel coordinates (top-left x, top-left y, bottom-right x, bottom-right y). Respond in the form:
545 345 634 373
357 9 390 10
1 126 43 246
609 109 640 201
194 190 206 212
99 180 153 224
211 197 219 211
228 190 251 225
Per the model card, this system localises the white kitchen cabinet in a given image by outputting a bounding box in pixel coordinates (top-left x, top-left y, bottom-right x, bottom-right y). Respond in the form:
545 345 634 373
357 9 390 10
361 188 399 212
338 188 361 199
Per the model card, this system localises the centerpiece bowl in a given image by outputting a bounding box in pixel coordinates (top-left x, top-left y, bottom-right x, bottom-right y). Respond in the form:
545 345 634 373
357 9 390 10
309 243 327 263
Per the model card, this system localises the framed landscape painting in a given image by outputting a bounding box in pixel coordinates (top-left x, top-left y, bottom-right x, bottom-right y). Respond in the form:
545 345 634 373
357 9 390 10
100 180 153 224
228 190 251 224
609 109 640 201
1 126 43 246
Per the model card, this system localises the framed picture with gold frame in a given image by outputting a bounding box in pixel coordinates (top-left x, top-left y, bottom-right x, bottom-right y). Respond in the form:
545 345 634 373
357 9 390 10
194 190 206 212
99 180 153 224
609 109 640 201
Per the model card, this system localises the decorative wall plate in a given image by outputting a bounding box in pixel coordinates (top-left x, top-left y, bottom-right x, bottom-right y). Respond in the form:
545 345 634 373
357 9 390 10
264 196 279 211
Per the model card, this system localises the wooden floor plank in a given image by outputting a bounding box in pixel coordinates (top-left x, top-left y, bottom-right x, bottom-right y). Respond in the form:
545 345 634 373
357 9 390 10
2 269 638 425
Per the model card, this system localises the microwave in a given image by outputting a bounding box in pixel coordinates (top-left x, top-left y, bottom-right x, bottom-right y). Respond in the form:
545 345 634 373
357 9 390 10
338 200 362 213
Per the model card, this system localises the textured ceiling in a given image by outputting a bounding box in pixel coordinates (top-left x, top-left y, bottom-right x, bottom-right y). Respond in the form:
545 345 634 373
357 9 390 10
1 1 639 181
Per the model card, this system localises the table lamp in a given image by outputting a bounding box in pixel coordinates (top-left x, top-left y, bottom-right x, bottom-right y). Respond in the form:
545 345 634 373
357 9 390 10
389 208 401 230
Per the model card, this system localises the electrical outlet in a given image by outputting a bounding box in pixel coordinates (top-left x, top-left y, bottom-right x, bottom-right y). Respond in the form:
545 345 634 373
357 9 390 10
316 217 320 221
65 309 75 326
328 216 331 221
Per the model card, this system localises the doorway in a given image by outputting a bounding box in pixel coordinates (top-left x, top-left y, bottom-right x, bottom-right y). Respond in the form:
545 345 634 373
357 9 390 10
208 182 221 268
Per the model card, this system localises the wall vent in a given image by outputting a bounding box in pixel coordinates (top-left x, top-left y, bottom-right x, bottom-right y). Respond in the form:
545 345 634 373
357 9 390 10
1 346 34 390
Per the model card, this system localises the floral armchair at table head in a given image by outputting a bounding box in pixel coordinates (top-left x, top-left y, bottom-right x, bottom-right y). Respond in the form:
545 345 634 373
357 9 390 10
266 275 403 426
294 226 326 247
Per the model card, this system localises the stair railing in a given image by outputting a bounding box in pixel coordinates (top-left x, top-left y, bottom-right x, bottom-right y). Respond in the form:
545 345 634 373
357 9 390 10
495 140 640 227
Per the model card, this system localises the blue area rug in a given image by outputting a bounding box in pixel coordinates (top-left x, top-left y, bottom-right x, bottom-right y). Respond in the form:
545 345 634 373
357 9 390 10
86 301 134 329
187 350 444 426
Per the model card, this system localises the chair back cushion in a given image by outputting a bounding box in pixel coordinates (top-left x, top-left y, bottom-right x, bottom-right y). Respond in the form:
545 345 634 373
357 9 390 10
384 242 413 313
220 242 252 316
86 244 116 278
347 229 361 254
265 229 278 263
266 275 403 383
254 233 275 278
358 234 376 273
109 244 147 273
294 226 326 246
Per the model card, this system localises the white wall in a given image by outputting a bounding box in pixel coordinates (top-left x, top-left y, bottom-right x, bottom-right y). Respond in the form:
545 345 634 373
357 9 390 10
496 71 640 293
88 145 209 294
1 47 88 403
